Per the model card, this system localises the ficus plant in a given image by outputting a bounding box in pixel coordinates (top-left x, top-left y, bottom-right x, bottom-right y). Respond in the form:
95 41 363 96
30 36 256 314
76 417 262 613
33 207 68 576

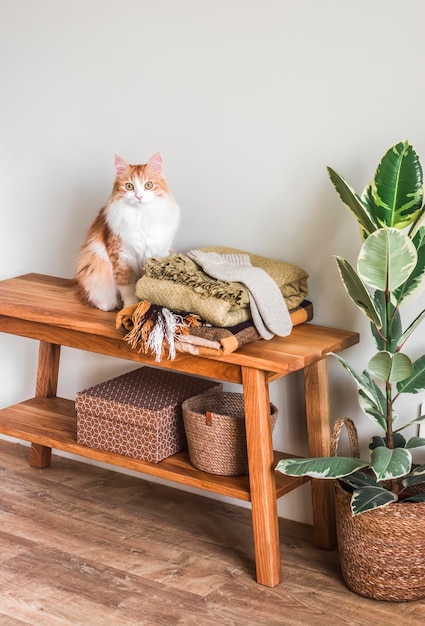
276 141 425 515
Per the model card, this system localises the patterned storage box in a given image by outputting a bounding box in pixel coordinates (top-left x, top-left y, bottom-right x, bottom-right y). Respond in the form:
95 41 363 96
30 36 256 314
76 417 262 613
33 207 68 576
75 367 222 463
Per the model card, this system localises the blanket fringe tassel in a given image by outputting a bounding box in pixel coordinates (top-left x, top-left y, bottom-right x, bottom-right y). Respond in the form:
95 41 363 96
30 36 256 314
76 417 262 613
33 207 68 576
123 300 202 362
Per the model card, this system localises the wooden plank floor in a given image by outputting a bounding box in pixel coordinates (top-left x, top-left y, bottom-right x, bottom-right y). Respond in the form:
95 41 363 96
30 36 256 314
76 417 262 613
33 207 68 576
0 440 424 626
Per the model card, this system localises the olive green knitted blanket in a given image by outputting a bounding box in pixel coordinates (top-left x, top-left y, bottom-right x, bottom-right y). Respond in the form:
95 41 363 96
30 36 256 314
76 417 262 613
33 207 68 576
135 247 308 328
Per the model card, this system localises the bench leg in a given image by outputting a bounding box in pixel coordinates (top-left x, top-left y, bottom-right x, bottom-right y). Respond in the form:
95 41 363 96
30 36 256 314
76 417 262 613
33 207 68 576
30 341 61 469
242 366 281 587
304 358 337 549
30 443 52 468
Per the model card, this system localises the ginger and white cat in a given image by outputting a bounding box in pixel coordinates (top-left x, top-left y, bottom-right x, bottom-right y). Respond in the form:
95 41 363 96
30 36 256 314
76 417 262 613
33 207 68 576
76 153 180 311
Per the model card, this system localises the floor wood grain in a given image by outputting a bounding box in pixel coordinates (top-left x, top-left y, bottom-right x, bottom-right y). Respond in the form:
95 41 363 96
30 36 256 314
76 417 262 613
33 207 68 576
0 439 424 625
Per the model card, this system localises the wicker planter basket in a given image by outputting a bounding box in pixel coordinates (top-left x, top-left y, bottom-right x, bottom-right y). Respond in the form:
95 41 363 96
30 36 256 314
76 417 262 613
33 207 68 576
182 391 278 476
332 418 425 602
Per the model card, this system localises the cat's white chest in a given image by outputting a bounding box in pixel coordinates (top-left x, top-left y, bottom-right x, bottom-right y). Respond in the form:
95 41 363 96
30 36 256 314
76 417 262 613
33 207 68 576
106 197 180 268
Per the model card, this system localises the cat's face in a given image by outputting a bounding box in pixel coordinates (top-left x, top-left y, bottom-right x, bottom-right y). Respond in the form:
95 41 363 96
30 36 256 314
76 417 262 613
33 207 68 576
112 153 169 206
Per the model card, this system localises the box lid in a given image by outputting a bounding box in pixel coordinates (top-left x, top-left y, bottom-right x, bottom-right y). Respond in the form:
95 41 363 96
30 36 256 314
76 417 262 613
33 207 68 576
75 367 220 425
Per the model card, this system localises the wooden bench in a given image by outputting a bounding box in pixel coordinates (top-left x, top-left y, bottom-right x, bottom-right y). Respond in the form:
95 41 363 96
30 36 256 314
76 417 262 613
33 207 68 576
0 273 359 587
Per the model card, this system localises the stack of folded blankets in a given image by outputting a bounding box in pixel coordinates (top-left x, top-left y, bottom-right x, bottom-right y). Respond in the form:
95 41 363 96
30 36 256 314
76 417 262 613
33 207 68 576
116 246 312 361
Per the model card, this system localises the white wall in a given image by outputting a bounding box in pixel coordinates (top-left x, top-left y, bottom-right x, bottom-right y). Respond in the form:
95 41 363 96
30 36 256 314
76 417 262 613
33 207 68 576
1 0 425 524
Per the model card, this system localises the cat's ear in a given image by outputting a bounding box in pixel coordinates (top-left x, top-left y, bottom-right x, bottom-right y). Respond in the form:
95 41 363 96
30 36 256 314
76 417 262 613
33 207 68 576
147 152 162 173
114 155 128 174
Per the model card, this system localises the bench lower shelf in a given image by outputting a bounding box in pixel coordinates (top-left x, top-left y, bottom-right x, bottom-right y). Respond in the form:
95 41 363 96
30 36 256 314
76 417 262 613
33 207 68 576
0 396 309 502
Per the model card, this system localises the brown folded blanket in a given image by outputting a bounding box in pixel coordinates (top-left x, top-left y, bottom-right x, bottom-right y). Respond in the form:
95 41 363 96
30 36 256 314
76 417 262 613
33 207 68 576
116 300 313 361
175 301 313 356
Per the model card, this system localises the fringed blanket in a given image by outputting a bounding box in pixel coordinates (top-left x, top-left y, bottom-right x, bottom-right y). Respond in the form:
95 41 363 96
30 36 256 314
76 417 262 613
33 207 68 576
116 300 313 361
116 301 202 362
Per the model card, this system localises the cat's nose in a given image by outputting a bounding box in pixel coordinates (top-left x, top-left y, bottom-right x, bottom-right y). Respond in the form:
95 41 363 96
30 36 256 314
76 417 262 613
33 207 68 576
135 195 143 202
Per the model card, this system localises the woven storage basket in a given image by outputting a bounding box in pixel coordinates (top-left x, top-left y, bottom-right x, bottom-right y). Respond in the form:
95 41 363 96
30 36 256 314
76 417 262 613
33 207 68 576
331 417 425 602
182 391 278 476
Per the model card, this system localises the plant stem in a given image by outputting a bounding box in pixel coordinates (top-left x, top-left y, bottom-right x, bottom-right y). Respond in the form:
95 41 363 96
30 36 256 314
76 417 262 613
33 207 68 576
386 380 393 448
384 278 394 451
385 284 398 494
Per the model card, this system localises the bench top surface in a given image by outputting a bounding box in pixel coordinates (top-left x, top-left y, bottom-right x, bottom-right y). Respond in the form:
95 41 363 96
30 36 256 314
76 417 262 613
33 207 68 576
0 273 359 374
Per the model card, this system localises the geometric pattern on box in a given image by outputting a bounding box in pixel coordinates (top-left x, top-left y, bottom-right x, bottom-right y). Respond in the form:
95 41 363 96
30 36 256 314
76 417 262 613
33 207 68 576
75 367 222 463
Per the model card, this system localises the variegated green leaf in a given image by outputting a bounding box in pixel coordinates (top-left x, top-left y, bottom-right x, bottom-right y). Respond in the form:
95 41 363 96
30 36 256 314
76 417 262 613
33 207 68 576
369 433 406 449
275 456 368 479
327 167 378 238
358 390 387 430
390 432 407 447
358 228 417 292
334 256 382 326
329 356 389 430
371 290 401 351
360 183 375 216
401 464 425 487
367 351 413 383
390 352 413 381
371 141 424 229
370 446 412 481
397 355 425 394
351 485 398 515
340 470 378 490
403 493 425 502
397 226 425 305
409 208 425 239
369 436 385 449
330 354 383 410
405 436 425 449
395 412 425 432
397 309 425 349
358 368 389 430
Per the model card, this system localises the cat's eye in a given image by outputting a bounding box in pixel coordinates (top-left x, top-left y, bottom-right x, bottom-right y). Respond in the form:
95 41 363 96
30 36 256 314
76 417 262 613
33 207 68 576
144 181 153 190
125 182 134 191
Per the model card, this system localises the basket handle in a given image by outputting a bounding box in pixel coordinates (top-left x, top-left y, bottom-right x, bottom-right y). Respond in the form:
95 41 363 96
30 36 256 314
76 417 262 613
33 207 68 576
330 417 360 459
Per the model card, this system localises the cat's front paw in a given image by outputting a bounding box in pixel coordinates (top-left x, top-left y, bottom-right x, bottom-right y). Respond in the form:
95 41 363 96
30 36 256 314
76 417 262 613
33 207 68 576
119 284 139 309
96 300 121 312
